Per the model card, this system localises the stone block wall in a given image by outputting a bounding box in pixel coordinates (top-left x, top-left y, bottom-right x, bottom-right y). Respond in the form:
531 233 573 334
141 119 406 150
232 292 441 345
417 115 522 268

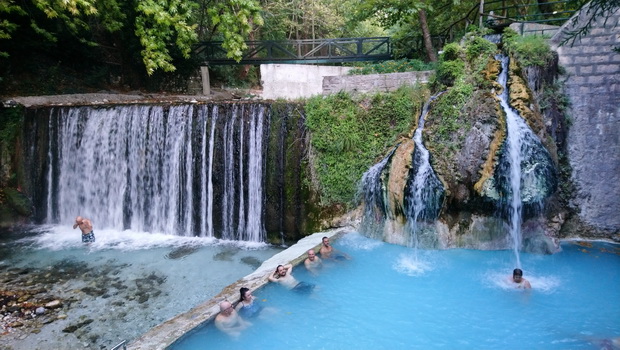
550 4 620 234
322 71 433 95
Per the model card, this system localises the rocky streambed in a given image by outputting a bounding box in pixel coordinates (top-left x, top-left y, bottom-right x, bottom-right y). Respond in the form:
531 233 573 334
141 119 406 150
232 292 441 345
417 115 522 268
0 230 281 350
0 258 168 350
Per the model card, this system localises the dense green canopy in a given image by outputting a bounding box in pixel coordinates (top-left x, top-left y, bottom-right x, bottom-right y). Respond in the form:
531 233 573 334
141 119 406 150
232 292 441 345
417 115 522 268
0 0 609 92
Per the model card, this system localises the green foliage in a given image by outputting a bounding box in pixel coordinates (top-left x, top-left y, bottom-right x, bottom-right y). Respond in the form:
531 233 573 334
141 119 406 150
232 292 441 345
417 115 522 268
463 35 497 87
441 43 462 61
207 0 263 59
260 0 350 40
430 80 474 141
135 0 198 75
1 0 262 77
503 28 553 67
425 79 474 153
348 59 435 75
0 106 23 156
465 36 497 61
433 42 467 87
305 85 427 206
435 61 464 87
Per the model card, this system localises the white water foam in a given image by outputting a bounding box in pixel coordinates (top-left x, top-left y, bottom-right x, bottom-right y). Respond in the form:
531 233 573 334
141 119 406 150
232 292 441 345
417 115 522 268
17 225 271 252
339 232 383 251
393 252 435 276
484 269 561 293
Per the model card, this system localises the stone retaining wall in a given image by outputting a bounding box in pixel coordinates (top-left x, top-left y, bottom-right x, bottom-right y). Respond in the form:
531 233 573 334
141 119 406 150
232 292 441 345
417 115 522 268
550 4 620 234
322 71 433 95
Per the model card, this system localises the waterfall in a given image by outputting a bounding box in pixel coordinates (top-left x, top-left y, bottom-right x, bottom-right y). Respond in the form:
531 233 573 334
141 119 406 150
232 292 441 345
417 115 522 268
43 103 269 241
495 54 556 266
404 92 445 250
358 93 445 247
358 149 395 239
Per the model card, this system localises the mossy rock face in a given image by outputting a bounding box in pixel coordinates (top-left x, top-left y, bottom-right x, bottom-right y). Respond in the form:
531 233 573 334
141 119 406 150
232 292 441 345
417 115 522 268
426 88 502 208
2 188 32 216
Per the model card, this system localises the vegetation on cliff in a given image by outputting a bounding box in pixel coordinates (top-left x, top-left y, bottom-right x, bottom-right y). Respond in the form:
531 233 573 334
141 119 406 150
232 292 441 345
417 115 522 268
304 85 428 208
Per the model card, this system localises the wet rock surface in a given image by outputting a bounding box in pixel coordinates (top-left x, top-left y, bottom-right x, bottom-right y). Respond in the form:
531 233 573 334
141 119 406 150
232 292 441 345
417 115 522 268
0 259 168 350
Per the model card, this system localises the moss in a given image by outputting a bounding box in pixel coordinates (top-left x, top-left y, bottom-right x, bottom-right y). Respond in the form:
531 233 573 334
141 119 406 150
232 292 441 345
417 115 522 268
502 28 554 67
2 188 32 216
0 106 24 188
304 85 428 208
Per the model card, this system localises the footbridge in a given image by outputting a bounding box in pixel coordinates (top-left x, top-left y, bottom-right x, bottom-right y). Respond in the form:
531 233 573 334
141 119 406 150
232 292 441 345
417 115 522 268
194 37 393 65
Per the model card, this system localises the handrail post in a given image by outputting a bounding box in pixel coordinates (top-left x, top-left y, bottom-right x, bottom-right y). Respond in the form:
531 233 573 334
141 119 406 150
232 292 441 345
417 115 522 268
479 0 485 28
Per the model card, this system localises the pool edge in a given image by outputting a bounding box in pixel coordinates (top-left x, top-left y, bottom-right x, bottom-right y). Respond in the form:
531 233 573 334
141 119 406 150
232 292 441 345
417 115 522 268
127 227 352 350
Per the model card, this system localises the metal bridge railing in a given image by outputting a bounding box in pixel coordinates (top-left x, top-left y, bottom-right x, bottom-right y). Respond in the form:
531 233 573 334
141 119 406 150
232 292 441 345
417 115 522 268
479 0 583 34
195 37 393 65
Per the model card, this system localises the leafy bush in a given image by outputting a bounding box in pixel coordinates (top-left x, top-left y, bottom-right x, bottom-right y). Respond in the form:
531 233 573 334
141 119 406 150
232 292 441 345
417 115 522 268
348 59 436 75
466 36 497 61
441 43 462 61
435 60 465 87
305 85 428 206
502 28 553 67
425 79 475 156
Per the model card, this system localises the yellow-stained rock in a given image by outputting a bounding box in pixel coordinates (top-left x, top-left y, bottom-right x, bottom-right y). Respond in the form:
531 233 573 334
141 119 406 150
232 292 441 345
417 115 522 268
386 139 415 219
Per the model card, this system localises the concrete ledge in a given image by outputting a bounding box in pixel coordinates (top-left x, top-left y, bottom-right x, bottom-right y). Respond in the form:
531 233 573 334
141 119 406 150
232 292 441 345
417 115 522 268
127 227 352 350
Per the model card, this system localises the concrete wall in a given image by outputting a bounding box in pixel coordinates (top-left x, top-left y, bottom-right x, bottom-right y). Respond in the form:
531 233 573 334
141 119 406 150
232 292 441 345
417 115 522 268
260 64 353 100
550 4 620 234
322 71 433 95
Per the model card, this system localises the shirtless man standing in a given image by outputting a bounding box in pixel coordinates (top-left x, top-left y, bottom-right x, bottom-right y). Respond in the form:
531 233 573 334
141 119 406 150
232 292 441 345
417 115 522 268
304 249 322 275
214 300 250 337
73 216 95 243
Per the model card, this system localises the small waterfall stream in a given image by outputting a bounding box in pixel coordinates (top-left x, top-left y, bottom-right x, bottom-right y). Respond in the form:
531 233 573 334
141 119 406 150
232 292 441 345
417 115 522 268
358 149 395 239
404 92 445 252
495 54 552 267
358 92 445 250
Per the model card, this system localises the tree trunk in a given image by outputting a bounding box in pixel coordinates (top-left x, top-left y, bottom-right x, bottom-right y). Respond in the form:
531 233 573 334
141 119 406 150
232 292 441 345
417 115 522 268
418 9 437 62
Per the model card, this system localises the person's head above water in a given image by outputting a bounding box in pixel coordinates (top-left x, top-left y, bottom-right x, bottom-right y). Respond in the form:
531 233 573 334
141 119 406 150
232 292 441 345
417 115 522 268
307 249 317 260
219 300 234 315
238 287 251 303
322 237 330 246
513 268 524 283
275 264 286 276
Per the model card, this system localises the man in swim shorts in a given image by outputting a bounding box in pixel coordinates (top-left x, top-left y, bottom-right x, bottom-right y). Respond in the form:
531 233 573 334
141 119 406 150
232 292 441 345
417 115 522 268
73 216 95 243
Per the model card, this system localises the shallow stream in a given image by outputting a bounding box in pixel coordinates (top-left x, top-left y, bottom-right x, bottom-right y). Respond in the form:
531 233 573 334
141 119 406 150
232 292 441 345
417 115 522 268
0 226 283 350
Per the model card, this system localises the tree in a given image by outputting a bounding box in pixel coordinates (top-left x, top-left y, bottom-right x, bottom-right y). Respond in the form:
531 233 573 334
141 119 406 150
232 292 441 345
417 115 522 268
560 0 620 49
0 0 263 75
351 0 439 62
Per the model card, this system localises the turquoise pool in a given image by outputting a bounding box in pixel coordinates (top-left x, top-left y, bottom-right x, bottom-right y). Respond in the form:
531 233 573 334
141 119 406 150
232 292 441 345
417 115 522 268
170 233 620 350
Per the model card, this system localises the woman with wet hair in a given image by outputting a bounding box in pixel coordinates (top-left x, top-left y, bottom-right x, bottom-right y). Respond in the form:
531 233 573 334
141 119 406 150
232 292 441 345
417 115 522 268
235 287 262 318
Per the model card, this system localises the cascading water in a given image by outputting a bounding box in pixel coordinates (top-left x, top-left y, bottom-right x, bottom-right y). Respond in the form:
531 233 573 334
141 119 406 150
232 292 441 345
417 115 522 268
42 103 269 241
495 54 556 267
358 149 395 239
404 92 445 252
